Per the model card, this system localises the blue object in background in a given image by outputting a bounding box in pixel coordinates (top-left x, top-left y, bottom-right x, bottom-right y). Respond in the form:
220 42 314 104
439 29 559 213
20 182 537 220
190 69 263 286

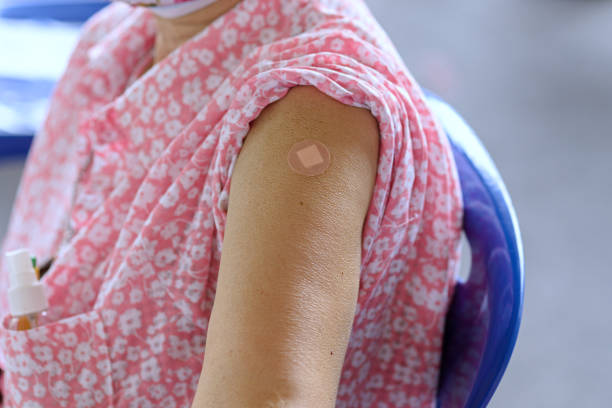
425 90 525 408
0 0 107 23
0 1 106 160
0 133 35 158
0 76 56 142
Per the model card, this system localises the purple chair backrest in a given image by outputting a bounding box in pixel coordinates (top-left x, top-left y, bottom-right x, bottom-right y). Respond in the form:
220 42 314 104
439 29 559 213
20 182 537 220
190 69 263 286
424 90 525 408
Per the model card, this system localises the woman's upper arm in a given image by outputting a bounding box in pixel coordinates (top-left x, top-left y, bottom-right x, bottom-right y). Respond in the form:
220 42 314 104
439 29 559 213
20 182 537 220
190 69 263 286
191 85 380 407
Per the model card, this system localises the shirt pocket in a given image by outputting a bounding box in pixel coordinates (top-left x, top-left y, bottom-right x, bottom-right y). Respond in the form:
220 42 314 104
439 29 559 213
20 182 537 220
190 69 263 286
0 309 113 408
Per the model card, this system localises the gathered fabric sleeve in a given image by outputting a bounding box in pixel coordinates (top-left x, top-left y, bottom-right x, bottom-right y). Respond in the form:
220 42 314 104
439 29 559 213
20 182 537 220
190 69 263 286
204 34 429 273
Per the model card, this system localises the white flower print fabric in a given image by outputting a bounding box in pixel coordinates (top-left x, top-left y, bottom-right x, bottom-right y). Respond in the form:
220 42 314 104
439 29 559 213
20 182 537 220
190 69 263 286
0 0 463 406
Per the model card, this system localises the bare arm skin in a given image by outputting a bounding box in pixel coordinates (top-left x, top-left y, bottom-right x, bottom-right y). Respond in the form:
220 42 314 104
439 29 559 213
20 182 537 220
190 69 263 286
190 85 380 408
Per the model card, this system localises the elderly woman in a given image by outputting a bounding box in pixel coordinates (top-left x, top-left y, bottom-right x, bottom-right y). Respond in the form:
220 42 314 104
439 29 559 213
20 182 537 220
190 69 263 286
0 0 462 406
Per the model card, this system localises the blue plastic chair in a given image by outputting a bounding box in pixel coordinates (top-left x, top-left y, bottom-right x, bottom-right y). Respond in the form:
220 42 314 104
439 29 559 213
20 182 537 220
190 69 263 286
423 90 525 408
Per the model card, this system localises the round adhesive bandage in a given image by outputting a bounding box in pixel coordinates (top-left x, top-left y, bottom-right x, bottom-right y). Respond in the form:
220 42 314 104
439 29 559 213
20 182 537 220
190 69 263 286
287 139 331 176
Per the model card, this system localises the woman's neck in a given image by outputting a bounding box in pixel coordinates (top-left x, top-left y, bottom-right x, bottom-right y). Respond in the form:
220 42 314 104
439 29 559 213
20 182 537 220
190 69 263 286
151 0 242 65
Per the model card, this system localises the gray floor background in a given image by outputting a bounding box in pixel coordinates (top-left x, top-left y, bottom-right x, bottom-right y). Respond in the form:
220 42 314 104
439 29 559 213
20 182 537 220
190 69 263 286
1 0 611 406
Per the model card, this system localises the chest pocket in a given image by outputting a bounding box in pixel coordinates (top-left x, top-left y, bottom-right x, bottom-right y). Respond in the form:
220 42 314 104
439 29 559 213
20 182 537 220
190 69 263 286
0 309 113 407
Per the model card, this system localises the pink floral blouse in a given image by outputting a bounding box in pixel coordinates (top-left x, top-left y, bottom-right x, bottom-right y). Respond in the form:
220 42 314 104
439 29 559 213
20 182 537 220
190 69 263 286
0 0 463 406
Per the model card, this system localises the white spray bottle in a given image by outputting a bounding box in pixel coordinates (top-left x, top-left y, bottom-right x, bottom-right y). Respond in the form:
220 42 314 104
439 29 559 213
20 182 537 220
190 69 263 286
6 248 49 331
